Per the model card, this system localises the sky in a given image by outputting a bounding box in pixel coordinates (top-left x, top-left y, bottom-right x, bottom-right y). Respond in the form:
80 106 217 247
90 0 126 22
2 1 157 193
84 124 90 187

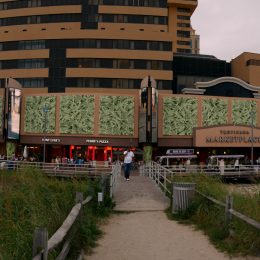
191 0 260 61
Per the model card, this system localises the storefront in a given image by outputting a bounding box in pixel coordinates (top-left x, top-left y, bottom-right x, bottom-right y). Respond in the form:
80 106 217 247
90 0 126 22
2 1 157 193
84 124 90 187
20 136 139 162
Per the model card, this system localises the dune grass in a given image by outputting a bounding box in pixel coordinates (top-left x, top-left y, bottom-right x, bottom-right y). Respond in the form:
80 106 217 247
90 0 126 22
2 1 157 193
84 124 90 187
0 167 113 259
169 175 260 257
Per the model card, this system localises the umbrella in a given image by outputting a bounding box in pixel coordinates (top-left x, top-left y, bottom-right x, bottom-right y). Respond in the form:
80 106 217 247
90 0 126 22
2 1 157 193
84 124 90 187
23 145 28 159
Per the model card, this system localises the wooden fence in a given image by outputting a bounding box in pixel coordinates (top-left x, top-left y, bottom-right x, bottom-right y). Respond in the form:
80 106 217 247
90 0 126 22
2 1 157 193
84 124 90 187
32 193 92 260
31 162 121 259
142 162 260 232
197 191 260 230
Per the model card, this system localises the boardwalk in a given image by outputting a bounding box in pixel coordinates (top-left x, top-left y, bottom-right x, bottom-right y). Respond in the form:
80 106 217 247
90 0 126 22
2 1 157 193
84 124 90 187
113 174 169 211
84 172 255 260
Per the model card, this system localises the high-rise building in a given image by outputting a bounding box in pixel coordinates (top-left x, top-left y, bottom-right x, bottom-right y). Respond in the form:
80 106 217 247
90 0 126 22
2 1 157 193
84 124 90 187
190 28 200 54
0 0 198 92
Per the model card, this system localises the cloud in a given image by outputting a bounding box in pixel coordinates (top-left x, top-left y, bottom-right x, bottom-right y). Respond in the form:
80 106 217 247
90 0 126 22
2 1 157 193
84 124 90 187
191 0 260 61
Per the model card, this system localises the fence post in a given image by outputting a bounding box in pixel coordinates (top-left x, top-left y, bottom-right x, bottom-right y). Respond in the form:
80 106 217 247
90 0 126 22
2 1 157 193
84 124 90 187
110 173 113 198
164 170 167 194
32 227 48 260
225 195 233 225
75 192 83 204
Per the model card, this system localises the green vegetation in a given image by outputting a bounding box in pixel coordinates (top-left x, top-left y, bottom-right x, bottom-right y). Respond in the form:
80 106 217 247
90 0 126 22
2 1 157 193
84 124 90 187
168 175 260 257
99 95 134 135
24 96 56 133
0 168 114 259
163 96 198 135
202 98 228 126
232 99 257 125
60 95 95 134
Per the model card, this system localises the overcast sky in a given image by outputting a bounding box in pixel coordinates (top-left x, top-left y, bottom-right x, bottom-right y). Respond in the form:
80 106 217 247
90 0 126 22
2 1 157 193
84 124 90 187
191 0 260 61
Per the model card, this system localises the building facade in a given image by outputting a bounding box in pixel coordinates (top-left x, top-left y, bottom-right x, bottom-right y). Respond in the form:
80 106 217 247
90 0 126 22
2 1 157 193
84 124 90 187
0 0 198 161
0 0 198 92
1 1 260 163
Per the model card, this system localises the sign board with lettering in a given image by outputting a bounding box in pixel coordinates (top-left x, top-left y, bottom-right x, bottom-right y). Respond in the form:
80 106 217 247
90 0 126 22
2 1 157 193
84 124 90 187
166 149 194 155
86 139 109 144
194 125 260 147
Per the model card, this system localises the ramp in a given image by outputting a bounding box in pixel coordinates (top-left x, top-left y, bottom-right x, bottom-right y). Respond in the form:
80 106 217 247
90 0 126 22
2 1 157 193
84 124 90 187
113 175 170 211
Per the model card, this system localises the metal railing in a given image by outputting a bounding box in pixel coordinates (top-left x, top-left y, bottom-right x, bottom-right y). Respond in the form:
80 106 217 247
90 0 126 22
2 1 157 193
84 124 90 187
0 159 121 198
150 164 260 179
109 161 121 198
141 161 260 232
0 160 113 178
140 161 173 196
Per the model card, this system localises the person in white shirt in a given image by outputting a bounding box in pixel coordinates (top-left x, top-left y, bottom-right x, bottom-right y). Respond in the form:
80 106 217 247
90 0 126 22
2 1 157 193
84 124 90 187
219 159 225 175
234 159 239 171
123 148 134 181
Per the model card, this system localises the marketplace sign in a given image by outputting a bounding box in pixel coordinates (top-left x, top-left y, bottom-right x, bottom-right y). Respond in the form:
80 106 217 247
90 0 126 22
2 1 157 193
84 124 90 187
194 125 260 147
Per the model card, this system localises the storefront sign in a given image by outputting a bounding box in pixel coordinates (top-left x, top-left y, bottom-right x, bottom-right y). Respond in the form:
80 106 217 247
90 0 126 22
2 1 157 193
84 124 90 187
42 138 61 143
86 139 109 144
206 136 260 143
166 149 194 155
194 125 260 147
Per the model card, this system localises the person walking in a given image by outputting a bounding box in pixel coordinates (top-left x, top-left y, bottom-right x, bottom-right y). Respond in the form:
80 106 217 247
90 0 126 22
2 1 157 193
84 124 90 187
123 148 134 181
219 159 225 175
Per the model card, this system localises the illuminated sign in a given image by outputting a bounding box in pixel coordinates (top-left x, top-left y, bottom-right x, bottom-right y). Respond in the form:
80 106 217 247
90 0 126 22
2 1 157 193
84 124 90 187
7 87 21 140
166 149 194 155
41 138 61 143
86 139 109 144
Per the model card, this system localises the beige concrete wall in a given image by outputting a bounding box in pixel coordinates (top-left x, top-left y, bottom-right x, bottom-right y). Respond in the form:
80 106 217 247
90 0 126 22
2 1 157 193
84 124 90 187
232 52 260 86
0 6 81 18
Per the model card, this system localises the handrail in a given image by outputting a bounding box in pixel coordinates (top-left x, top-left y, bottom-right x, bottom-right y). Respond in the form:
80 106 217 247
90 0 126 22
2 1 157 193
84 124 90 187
143 161 260 231
109 161 121 198
0 160 113 178
141 161 173 196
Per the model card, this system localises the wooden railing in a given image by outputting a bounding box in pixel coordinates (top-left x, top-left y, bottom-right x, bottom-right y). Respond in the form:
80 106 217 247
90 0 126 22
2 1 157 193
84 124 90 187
32 193 93 260
197 191 260 231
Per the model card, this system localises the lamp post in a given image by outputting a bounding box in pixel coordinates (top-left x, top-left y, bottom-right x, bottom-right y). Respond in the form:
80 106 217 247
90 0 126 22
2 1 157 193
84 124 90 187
146 76 152 143
43 105 49 163
250 111 255 165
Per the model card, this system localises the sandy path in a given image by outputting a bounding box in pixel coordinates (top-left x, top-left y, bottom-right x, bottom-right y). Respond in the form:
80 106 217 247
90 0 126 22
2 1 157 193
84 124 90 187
84 211 257 260
84 174 258 260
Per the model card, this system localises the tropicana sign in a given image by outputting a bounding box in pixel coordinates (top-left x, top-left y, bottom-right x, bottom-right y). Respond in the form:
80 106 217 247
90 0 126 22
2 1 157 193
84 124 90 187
194 125 260 147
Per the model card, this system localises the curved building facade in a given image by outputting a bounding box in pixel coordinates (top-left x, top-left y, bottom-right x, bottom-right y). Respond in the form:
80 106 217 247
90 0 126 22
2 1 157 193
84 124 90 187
0 0 197 92
0 0 199 161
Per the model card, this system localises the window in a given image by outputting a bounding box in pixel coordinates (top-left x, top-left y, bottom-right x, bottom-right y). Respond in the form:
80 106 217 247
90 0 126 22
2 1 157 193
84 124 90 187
177 30 190 38
118 59 130 69
177 7 190 13
134 41 147 50
100 40 113 48
177 40 191 46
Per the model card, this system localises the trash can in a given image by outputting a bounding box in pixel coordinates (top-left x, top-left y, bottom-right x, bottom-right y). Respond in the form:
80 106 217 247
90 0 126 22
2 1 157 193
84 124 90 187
172 182 196 213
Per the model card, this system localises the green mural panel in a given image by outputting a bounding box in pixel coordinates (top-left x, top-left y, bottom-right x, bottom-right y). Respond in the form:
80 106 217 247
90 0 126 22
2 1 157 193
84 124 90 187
203 98 228 126
232 100 257 126
60 95 94 134
163 96 198 135
99 96 134 135
24 96 56 133
0 96 2 131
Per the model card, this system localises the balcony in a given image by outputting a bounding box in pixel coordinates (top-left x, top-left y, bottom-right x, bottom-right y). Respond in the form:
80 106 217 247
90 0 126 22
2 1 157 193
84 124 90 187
167 0 198 11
